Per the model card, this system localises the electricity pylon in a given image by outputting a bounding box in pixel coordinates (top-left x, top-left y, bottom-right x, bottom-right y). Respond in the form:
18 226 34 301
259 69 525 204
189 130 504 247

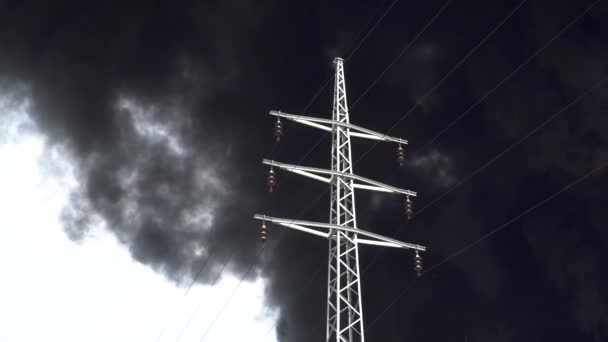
255 57 426 342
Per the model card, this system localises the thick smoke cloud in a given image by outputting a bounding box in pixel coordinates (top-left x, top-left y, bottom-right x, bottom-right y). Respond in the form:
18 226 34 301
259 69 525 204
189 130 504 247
1 0 607 341
0 0 271 285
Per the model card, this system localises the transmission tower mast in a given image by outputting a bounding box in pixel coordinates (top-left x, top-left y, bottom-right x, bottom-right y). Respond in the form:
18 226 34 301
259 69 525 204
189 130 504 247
255 57 426 342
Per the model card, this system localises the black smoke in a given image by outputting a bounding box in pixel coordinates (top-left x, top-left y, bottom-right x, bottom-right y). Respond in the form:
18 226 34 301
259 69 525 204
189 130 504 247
1 0 607 341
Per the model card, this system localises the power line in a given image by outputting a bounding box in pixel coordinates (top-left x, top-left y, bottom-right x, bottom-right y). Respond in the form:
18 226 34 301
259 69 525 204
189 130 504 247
412 73 607 219
352 0 530 166
258 56 428 341
266 0 403 160
254 0 527 332
250 1 531 339
263 2 604 337
374 70 605 273
191 0 568 338
185 188 329 341
179 4 404 341
252 2 455 339
427 164 607 274
266 74 332 159
157 0 576 341
366 160 608 331
263 0 509 241
153 240 220 342
255 267 325 342
271 0 455 179
356 0 602 277
350 0 454 109
363 0 605 270
363 11 608 322
281 0 528 183
263 0 409 196
172 191 321 340
415 0 602 153
174 250 235 341
262 0 459 220
264 0 454 197
345 0 402 61
359 75 607 281
198 250 261 342
179 190 322 341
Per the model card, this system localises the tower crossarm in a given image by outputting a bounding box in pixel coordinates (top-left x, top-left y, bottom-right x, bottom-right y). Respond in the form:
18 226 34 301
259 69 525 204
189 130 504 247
270 110 408 145
263 159 417 197
254 214 426 252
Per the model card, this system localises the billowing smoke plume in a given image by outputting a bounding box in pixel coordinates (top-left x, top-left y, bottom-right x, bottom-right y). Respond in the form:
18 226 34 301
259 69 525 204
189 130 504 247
1 0 607 341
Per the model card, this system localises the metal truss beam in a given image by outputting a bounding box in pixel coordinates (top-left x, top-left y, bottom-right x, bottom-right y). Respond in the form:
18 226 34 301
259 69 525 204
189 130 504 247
253 214 426 251
263 159 417 197
269 110 408 145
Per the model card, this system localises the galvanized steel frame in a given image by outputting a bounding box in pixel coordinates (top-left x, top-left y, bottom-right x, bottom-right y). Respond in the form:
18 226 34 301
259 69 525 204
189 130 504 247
255 57 425 342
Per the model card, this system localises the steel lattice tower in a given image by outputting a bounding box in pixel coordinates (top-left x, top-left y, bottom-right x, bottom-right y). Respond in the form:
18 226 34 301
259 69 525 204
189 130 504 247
256 57 426 342
327 58 364 341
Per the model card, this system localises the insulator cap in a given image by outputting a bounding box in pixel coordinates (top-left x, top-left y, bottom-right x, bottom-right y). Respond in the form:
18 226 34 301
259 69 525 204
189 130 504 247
397 144 406 166
267 169 276 192
260 222 269 242
405 196 413 220
414 252 423 276
274 118 283 142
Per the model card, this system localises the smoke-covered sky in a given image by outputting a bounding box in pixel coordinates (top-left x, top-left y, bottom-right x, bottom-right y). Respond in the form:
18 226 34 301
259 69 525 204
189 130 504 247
1 0 607 341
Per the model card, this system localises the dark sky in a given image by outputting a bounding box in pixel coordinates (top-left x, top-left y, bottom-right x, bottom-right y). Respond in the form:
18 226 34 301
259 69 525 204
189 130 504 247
1 0 608 341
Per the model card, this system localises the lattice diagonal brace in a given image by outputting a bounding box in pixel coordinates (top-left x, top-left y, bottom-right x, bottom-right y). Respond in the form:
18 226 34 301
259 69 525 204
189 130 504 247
326 57 363 342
